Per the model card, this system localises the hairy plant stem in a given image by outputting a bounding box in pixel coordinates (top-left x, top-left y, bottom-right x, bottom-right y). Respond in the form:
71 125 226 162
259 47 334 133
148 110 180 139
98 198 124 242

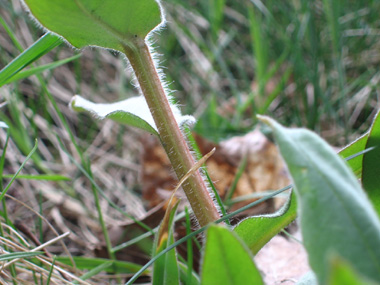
123 39 221 227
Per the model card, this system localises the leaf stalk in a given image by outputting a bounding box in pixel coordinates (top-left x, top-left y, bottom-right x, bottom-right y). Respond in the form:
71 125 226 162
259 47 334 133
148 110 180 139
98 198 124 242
123 39 221 227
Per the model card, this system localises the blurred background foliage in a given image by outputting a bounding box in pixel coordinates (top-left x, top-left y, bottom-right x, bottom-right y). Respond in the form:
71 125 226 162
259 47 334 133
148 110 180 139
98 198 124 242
158 0 380 144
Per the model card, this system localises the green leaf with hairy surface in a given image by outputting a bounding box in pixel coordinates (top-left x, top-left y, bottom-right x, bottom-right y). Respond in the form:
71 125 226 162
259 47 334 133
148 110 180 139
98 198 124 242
201 225 263 285
259 115 380 284
70 95 195 137
362 110 380 216
234 191 297 255
23 0 162 51
152 199 180 285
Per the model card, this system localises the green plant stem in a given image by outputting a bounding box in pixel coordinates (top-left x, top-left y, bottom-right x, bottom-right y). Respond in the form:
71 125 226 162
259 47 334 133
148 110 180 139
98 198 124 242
123 39 221 227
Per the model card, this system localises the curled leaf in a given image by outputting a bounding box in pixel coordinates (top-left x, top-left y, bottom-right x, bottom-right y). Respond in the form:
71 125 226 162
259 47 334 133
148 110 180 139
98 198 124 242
70 95 195 137
234 191 297 255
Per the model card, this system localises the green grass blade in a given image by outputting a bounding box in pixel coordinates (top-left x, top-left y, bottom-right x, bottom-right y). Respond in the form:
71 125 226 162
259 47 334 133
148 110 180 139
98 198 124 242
0 251 44 261
77 261 113 282
1 174 70 181
3 54 81 85
0 140 38 202
0 33 62 86
46 256 56 285
55 256 146 274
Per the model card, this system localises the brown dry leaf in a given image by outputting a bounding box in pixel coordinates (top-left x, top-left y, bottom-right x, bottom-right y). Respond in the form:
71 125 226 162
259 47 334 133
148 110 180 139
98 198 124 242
140 129 290 216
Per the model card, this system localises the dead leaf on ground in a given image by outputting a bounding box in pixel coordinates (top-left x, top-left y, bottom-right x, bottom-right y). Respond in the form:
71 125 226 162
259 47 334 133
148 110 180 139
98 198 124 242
140 129 290 217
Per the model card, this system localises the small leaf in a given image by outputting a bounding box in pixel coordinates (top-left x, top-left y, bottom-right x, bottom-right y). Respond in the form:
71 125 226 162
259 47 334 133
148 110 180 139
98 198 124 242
234 191 297 254
259 115 380 284
339 132 369 178
362 110 380 216
23 0 163 52
201 225 263 285
70 95 195 137
152 199 180 285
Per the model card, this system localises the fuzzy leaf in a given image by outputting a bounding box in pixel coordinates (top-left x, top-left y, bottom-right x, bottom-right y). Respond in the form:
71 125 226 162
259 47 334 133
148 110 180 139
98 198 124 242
259 115 380 284
234 191 297 254
70 95 195 137
23 0 162 51
362 110 380 216
201 225 263 285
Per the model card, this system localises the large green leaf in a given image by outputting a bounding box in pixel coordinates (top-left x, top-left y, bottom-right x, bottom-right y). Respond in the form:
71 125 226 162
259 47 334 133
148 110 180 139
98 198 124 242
23 0 162 51
362 110 380 215
234 191 297 254
201 225 263 285
70 95 195 137
259 115 380 284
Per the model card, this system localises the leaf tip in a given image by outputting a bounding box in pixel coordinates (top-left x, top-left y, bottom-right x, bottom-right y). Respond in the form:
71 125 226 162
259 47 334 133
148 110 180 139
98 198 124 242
257 115 274 126
69 95 79 112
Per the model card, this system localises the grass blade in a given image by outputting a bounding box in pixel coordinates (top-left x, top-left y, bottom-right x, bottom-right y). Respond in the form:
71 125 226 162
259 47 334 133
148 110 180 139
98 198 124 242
0 33 62 86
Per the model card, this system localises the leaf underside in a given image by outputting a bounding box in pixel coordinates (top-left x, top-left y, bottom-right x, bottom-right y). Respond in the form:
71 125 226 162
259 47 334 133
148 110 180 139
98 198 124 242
24 0 162 51
70 95 195 137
